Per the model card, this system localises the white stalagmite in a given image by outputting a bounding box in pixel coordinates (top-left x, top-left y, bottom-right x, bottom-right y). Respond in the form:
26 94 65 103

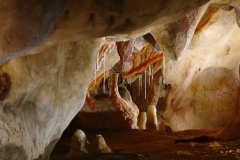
146 105 158 129
138 112 147 130
158 119 165 133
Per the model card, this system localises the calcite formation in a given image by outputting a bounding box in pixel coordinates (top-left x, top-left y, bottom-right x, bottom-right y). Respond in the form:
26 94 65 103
1 0 240 159
159 119 166 133
66 130 90 158
138 112 147 130
91 135 113 154
109 73 139 129
66 129 112 159
146 105 158 130
77 73 139 131
116 39 164 78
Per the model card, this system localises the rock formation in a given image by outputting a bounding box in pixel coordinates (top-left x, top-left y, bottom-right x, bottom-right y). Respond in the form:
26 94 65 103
1 0 240 159
90 135 113 154
77 73 139 131
146 105 158 130
66 129 112 159
138 112 147 130
66 129 90 158
159 119 166 133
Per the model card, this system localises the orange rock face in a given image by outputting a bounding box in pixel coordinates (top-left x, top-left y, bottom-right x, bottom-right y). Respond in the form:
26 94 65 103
78 73 139 131
194 5 219 34
117 41 164 78
110 73 139 129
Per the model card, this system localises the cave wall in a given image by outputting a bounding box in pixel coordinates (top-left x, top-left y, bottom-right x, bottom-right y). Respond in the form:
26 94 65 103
1 0 240 159
0 39 101 159
163 8 240 130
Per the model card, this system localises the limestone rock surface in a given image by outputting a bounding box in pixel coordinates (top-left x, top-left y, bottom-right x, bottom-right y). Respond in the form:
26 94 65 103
2 0 240 159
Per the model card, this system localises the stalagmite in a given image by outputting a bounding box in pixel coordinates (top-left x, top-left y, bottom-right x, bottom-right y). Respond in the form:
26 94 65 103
158 119 166 133
138 112 147 130
66 130 90 158
66 130 112 158
91 135 113 154
146 105 158 129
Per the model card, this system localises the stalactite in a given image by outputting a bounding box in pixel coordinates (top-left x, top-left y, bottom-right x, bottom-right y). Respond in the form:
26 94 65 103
138 76 141 97
144 70 147 99
151 64 154 80
140 75 142 90
148 66 151 86
94 64 97 85
162 54 165 85
103 53 106 93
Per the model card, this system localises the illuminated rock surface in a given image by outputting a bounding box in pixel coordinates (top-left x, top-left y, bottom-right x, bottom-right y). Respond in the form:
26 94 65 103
2 0 240 159
146 105 158 130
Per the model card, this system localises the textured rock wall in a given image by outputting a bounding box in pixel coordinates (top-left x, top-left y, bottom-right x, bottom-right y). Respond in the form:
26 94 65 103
163 8 240 130
0 39 101 159
2 0 240 159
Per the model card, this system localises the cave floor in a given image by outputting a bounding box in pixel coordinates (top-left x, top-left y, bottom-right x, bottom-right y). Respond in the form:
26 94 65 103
50 128 240 160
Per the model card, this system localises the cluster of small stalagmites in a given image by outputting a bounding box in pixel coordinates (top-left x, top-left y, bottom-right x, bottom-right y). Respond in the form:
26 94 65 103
66 129 112 159
138 105 171 133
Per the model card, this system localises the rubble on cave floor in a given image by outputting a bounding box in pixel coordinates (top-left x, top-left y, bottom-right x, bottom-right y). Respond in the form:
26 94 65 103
50 128 240 160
